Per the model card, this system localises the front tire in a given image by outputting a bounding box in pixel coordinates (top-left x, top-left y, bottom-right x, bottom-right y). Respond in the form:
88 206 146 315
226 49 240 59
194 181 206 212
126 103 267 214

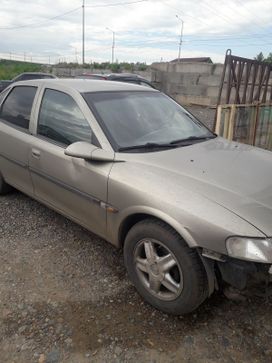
124 219 208 315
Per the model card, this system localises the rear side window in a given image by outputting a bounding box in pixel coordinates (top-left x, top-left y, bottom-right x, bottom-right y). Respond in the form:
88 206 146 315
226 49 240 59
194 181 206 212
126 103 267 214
37 89 93 146
0 86 37 129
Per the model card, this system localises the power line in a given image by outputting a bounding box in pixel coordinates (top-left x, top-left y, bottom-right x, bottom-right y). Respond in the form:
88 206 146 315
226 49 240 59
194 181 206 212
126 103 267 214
199 0 233 25
187 42 272 48
0 7 81 30
102 29 272 46
153 0 212 27
150 0 272 42
85 0 147 8
0 1 147 31
234 0 270 27
185 34 272 43
220 0 270 34
157 0 232 27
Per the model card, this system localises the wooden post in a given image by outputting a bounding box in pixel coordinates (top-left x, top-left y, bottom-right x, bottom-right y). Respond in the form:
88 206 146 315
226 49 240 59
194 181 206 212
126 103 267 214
228 105 236 140
251 104 259 146
223 108 230 139
215 105 222 135
267 105 272 150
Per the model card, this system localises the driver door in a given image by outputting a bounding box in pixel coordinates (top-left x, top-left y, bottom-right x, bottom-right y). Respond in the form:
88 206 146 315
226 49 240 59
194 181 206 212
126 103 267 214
29 87 112 238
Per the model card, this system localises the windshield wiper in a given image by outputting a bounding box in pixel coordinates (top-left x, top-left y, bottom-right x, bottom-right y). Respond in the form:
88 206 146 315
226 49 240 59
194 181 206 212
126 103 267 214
170 134 217 145
118 142 178 152
118 135 217 152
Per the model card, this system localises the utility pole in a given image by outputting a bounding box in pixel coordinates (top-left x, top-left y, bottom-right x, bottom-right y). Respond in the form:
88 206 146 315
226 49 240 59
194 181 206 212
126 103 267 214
106 27 115 63
82 0 85 64
176 15 184 62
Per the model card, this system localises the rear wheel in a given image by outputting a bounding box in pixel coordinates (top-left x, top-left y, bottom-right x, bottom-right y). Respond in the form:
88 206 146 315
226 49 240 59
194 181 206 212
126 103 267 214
0 173 12 195
124 219 208 315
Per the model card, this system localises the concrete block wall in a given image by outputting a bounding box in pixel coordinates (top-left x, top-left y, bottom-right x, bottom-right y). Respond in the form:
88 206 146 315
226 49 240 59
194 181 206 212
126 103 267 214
151 62 224 106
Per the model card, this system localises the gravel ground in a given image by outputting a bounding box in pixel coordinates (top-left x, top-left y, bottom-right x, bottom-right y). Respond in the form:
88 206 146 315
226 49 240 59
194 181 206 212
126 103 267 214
185 105 216 131
1 107 272 363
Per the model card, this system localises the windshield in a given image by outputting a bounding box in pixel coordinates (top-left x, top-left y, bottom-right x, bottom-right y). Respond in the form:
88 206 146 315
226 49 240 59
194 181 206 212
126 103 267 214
83 91 214 151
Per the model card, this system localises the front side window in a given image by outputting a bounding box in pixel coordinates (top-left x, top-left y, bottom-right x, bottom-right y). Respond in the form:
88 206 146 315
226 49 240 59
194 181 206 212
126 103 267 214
37 89 93 146
0 86 37 129
83 91 214 151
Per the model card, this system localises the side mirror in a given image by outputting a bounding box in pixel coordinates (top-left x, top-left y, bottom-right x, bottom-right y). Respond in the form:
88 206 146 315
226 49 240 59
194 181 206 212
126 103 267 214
64 141 115 162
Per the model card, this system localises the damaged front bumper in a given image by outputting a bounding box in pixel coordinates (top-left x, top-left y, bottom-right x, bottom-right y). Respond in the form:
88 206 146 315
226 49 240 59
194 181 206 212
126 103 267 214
200 247 272 296
216 257 272 292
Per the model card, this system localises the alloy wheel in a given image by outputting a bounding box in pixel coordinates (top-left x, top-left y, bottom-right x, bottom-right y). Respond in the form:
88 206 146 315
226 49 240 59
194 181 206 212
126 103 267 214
134 238 183 301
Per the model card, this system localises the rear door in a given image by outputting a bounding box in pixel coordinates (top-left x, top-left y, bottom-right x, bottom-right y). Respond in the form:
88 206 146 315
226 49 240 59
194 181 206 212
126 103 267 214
29 87 112 238
0 85 38 195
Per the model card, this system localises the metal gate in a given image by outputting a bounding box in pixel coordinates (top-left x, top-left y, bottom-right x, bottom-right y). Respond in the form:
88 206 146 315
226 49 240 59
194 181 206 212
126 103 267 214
215 50 272 151
217 49 272 105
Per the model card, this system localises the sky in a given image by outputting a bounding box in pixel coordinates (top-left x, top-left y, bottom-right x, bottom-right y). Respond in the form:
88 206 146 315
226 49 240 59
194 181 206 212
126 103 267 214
0 0 271 65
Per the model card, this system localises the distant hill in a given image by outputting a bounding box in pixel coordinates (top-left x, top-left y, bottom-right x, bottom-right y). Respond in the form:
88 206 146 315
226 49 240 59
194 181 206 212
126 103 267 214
0 59 46 80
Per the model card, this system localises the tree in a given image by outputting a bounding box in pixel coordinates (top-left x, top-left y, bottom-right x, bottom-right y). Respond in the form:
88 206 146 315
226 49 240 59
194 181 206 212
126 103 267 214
254 52 272 63
255 52 264 62
265 52 272 64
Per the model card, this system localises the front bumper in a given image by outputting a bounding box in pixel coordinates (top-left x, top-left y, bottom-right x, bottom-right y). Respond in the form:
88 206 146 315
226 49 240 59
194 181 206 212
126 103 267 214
200 248 272 294
217 257 272 290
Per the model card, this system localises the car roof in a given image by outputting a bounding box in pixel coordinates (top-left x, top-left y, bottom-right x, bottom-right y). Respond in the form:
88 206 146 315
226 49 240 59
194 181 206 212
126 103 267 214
14 78 158 93
14 72 56 77
107 73 143 79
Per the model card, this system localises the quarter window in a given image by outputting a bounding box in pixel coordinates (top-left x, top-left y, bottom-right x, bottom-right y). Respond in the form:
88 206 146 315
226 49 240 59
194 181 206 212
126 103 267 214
0 86 37 129
0 88 9 106
37 89 93 146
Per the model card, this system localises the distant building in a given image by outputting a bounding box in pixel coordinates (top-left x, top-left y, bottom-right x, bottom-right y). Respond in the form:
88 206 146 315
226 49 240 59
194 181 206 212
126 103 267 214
170 57 213 64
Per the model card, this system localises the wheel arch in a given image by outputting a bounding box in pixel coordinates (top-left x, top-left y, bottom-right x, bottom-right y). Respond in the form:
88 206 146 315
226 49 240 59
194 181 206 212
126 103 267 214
118 209 198 249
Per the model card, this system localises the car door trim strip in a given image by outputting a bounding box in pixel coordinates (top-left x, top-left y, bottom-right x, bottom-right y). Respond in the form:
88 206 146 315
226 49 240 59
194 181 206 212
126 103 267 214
29 166 118 212
0 151 28 169
0 151 118 212
29 166 102 205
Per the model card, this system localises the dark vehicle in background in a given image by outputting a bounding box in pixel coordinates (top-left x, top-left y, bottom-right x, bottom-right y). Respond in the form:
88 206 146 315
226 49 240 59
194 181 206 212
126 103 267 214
76 72 155 88
0 72 56 92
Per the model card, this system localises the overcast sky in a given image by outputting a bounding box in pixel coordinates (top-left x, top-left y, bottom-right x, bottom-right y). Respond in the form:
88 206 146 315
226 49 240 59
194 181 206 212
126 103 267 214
0 0 271 64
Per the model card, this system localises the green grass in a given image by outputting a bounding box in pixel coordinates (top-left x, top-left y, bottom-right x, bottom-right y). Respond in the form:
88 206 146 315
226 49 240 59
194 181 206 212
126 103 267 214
0 59 44 80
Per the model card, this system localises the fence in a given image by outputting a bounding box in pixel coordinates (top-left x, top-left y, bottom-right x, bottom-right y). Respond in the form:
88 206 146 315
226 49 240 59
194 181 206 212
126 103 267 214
217 49 272 105
215 103 272 151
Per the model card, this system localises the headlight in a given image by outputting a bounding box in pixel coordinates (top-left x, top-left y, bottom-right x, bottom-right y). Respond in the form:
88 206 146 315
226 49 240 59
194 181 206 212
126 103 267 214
226 237 272 263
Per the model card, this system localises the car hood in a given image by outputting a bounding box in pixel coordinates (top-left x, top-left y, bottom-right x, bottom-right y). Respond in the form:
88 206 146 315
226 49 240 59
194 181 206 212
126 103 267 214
120 137 272 236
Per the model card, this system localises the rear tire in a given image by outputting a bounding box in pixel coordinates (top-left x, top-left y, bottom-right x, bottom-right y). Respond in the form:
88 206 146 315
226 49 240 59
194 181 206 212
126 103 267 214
0 173 12 195
124 218 208 315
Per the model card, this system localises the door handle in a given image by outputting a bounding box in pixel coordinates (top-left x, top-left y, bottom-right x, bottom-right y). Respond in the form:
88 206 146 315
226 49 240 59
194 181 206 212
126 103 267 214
32 149 41 159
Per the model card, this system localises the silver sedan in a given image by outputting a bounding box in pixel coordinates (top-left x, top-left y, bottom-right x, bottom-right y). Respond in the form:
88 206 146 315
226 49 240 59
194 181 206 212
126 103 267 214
0 79 271 315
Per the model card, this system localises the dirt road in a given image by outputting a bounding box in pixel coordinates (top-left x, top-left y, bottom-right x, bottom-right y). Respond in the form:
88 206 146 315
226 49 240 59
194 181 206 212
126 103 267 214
1 191 272 363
